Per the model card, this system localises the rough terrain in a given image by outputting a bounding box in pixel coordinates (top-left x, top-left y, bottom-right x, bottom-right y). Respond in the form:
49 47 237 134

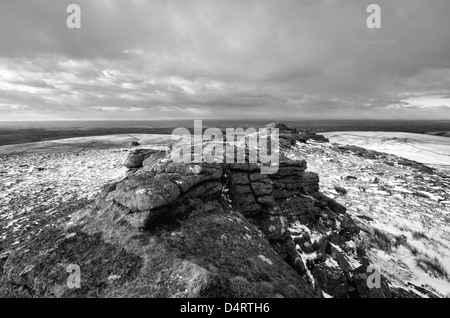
323 131 450 173
0 124 448 298
292 138 450 296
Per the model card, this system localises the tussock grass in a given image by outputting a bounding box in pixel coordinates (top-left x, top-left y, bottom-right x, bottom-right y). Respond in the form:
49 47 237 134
406 244 419 256
372 228 394 251
412 231 429 241
416 255 450 281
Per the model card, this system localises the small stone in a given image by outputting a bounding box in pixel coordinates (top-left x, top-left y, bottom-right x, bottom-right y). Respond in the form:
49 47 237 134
334 186 347 196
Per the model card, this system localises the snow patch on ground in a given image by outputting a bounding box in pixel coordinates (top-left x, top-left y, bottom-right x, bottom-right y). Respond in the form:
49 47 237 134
323 131 450 172
290 136 450 297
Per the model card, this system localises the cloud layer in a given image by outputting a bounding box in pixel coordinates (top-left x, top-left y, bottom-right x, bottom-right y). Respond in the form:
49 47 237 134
1 0 450 120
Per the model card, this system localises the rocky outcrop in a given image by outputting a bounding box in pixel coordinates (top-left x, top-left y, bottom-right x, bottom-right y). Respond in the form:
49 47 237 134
0 123 394 298
266 122 329 148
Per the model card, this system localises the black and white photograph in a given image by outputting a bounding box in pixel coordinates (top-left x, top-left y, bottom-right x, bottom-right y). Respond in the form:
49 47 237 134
0 0 449 304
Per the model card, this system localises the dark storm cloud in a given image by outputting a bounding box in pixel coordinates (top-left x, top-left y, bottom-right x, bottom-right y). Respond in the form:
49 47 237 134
1 0 450 120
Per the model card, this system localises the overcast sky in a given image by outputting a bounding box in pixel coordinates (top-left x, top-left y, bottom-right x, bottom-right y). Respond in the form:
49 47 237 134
1 0 450 121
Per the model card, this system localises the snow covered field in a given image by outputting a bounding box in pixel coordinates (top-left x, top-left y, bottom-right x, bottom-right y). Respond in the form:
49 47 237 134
0 134 173 156
0 134 172 252
323 132 450 172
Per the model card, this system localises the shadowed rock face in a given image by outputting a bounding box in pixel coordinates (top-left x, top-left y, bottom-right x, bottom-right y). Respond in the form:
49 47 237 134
0 123 394 298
